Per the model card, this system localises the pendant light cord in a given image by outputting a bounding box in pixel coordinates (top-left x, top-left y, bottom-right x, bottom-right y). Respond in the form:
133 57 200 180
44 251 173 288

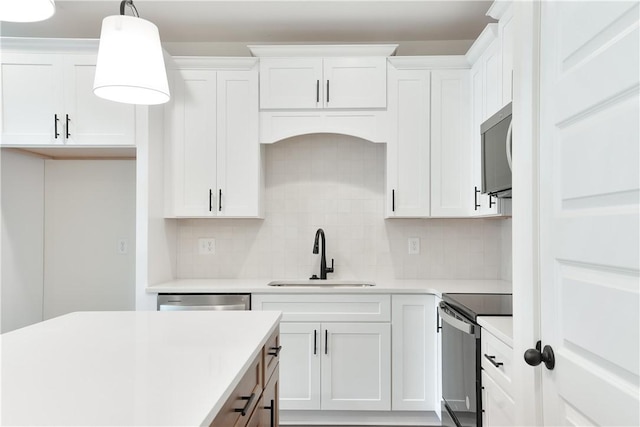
119 0 139 17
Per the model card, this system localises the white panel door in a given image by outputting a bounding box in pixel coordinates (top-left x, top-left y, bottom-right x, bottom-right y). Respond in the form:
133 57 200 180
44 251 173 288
321 322 391 411
63 55 135 146
216 70 261 217
391 294 436 411
1 53 63 145
168 69 217 217
538 2 639 425
499 5 515 107
259 58 322 109
279 322 321 410
322 57 387 109
431 69 472 217
386 66 430 217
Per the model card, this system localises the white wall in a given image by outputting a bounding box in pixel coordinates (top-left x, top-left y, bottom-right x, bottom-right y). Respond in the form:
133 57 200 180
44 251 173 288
1 149 45 333
175 135 508 281
43 160 136 319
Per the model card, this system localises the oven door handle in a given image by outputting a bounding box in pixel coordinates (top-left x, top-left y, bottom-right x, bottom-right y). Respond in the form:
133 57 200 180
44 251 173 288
438 305 476 336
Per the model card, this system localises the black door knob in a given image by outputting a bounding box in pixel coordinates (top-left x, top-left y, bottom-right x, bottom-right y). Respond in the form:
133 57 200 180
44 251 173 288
524 340 555 370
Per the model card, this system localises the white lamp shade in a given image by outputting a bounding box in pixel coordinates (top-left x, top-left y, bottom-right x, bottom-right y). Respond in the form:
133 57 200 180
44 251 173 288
0 0 55 22
94 15 170 105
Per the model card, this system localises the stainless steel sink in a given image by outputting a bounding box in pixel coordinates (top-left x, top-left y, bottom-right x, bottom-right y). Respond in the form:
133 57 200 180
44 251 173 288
267 280 375 288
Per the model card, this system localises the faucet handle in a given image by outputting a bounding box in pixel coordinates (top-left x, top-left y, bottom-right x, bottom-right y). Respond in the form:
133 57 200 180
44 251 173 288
326 258 334 274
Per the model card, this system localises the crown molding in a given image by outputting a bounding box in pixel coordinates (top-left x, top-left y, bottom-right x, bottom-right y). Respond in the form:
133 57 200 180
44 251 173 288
465 23 499 65
247 44 398 57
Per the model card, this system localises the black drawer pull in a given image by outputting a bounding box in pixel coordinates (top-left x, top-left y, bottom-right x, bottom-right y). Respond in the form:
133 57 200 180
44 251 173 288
314 329 317 355
235 392 256 416
324 329 328 355
264 399 275 427
268 345 282 357
65 114 70 138
474 186 481 210
484 354 504 368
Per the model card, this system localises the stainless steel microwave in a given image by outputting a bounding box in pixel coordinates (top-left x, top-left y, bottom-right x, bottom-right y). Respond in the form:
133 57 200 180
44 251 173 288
481 102 512 198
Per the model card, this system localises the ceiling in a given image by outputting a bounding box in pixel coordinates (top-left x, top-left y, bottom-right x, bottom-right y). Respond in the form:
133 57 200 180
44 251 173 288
0 1 495 44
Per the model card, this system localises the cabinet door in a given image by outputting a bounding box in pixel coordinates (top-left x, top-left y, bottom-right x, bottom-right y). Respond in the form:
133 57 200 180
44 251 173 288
261 365 279 427
470 59 500 217
216 70 261 217
166 69 217 217
1 53 63 145
386 66 430 217
321 322 391 411
481 371 515 427
259 58 322 109
279 323 321 410
499 6 515 107
63 55 135 146
391 294 436 411
430 69 472 217
322 57 387 109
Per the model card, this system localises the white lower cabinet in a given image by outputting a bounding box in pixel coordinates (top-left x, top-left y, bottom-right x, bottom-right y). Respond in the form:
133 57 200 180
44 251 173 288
481 325 514 426
252 294 391 412
391 294 437 411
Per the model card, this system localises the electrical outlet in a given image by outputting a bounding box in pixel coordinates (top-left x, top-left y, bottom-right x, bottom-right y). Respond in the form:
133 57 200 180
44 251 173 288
408 237 420 255
117 239 128 254
198 238 216 255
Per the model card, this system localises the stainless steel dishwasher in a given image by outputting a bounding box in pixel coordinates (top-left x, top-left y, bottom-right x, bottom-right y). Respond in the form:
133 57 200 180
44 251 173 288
157 294 250 311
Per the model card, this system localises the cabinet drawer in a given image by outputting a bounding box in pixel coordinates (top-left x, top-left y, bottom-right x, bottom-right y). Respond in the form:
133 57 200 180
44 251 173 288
263 327 280 385
210 354 263 427
252 294 390 322
481 371 515 427
481 329 513 397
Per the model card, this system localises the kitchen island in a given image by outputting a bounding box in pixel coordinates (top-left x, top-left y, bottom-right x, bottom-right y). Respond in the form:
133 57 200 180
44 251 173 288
0 310 281 426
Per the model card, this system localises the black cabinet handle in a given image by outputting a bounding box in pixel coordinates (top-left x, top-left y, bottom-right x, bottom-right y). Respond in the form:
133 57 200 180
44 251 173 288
436 309 442 333
264 399 275 427
218 189 222 212
484 354 504 368
324 329 328 355
209 189 213 212
489 195 496 208
54 114 60 139
392 189 396 212
268 345 282 357
316 80 319 103
235 392 256 416
474 186 481 211
326 80 330 103
65 114 70 138
313 329 317 355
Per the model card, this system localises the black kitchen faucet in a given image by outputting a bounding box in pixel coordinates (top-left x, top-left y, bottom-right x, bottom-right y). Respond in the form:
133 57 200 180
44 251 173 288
310 228 334 280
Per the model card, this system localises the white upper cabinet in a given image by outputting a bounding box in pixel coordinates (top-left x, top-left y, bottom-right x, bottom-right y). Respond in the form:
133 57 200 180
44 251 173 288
487 1 515 107
1 51 135 146
259 57 387 110
468 24 503 216
430 69 472 217
164 59 262 218
386 66 431 217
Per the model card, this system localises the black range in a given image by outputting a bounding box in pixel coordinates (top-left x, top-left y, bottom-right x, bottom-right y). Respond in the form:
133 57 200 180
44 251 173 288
439 293 512 427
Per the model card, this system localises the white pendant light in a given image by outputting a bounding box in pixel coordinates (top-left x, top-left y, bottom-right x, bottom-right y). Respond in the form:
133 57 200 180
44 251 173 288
93 0 170 105
0 0 55 22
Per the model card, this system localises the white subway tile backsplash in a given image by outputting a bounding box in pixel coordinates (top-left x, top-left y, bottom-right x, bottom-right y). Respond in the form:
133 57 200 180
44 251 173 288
176 135 511 280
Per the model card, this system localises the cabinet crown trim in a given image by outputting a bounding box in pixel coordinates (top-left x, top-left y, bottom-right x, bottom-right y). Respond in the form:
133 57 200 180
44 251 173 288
465 23 499 65
170 56 258 70
486 0 512 20
387 55 469 70
0 37 99 53
248 44 398 57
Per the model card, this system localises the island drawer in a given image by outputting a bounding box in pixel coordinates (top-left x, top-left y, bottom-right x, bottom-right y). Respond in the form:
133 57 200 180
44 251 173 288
210 354 263 427
263 327 281 385
251 294 391 322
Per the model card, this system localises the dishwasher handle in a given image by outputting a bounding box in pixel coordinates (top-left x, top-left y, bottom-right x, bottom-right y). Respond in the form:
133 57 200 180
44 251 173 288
438 303 477 336
159 304 248 311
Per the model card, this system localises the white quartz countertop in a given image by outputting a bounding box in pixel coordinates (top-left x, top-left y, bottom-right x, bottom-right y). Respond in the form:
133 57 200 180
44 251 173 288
1 310 281 426
478 316 514 347
146 278 512 296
